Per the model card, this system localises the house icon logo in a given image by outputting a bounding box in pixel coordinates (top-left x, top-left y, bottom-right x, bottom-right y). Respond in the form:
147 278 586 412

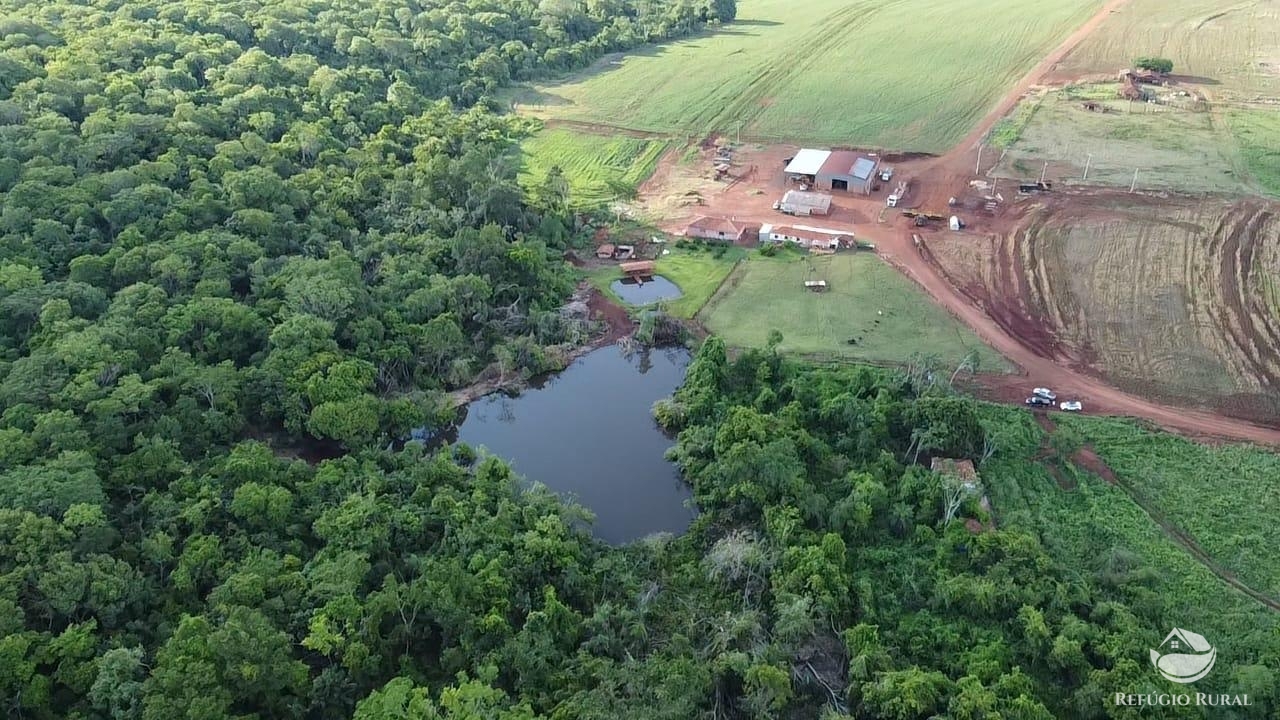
1150 628 1216 683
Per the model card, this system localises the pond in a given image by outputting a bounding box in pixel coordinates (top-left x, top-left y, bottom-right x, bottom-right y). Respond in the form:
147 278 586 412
610 275 683 305
438 344 696 543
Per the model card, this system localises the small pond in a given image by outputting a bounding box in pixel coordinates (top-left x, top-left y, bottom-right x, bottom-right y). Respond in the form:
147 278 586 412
437 344 697 543
610 275 683 305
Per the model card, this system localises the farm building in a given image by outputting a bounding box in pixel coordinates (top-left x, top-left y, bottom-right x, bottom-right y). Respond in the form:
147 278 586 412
819 151 878 194
783 149 879 194
683 216 760 243
777 190 832 216
620 260 655 279
759 223 851 250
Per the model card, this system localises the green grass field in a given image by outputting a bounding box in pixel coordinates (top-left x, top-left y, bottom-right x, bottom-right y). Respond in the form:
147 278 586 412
510 0 1102 151
1057 414 1280 598
979 407 1280 648
1227 109 1280 196
519 129 668 208
700 252 1011 369
587 245 746 318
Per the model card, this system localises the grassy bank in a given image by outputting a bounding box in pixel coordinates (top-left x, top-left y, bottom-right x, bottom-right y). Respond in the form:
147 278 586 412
587 244 745 318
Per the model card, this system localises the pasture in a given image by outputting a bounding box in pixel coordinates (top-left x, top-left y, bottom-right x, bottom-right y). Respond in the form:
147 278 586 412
1018 0 1280 195
927 197 1280 421
699 251 1010 369
990 87 1256 194
519 130 667 208
511 0 1104 151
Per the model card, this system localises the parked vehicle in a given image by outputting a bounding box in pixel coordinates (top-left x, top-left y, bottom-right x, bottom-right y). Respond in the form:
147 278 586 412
887 194 900 207
1033 387 1057 401
1059 400 1083 412
880 168 894 182
1025 396 1053 407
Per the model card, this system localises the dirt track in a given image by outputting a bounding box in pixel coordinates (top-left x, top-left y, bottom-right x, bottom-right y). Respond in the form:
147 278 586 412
943 0 1134 160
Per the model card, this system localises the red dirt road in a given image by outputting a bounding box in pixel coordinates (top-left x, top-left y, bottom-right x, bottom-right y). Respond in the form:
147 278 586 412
943 0 1133 160
865 223 1280 445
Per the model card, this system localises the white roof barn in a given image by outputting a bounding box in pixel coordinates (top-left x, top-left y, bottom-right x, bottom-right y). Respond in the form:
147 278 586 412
784 149 831 176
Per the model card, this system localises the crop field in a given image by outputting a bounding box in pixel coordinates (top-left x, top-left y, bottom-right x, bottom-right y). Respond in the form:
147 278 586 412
990 88 1259 194
927 196 1280 421
1054 0 1280 100
510 0 1103 151
519 129 668 208
979 408 1280 644
699 252 1011 369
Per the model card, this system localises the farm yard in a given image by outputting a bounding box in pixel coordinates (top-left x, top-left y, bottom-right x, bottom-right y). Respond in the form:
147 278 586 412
925 195 1280 422
510 0 1105 151
699 252 1011 369
518 129 668 208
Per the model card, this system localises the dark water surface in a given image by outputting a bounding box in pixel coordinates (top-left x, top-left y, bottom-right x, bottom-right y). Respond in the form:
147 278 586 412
610 275 683 305
446 344 696 543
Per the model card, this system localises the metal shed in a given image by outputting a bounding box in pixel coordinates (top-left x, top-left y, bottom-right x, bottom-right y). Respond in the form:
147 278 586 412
784 149 831 178
817 151 878 194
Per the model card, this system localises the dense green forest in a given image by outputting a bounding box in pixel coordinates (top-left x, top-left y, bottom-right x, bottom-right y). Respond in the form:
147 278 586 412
2 0 1278 718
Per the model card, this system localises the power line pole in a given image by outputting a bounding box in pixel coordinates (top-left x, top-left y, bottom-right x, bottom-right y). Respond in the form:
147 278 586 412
1040 161 1048 184
735 121 742 145
1083 153 1093 181
975 144 983 175
1129 167 1139 192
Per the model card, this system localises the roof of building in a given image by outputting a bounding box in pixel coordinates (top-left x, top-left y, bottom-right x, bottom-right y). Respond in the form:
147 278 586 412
620 260 655 273
852 157 878 180
766 225 851 243
817 150 877 180
784 149 831 176
931 458 978 481
685 215 758 237
814 149 875 180
781 190 832 211
816 150 854 178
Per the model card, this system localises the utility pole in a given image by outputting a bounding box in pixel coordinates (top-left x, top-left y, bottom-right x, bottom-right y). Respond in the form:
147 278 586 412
735 120 742 145
975 144 983 175
1083 154 1093 181
1129 168 1139 192
1040 161 1048 184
